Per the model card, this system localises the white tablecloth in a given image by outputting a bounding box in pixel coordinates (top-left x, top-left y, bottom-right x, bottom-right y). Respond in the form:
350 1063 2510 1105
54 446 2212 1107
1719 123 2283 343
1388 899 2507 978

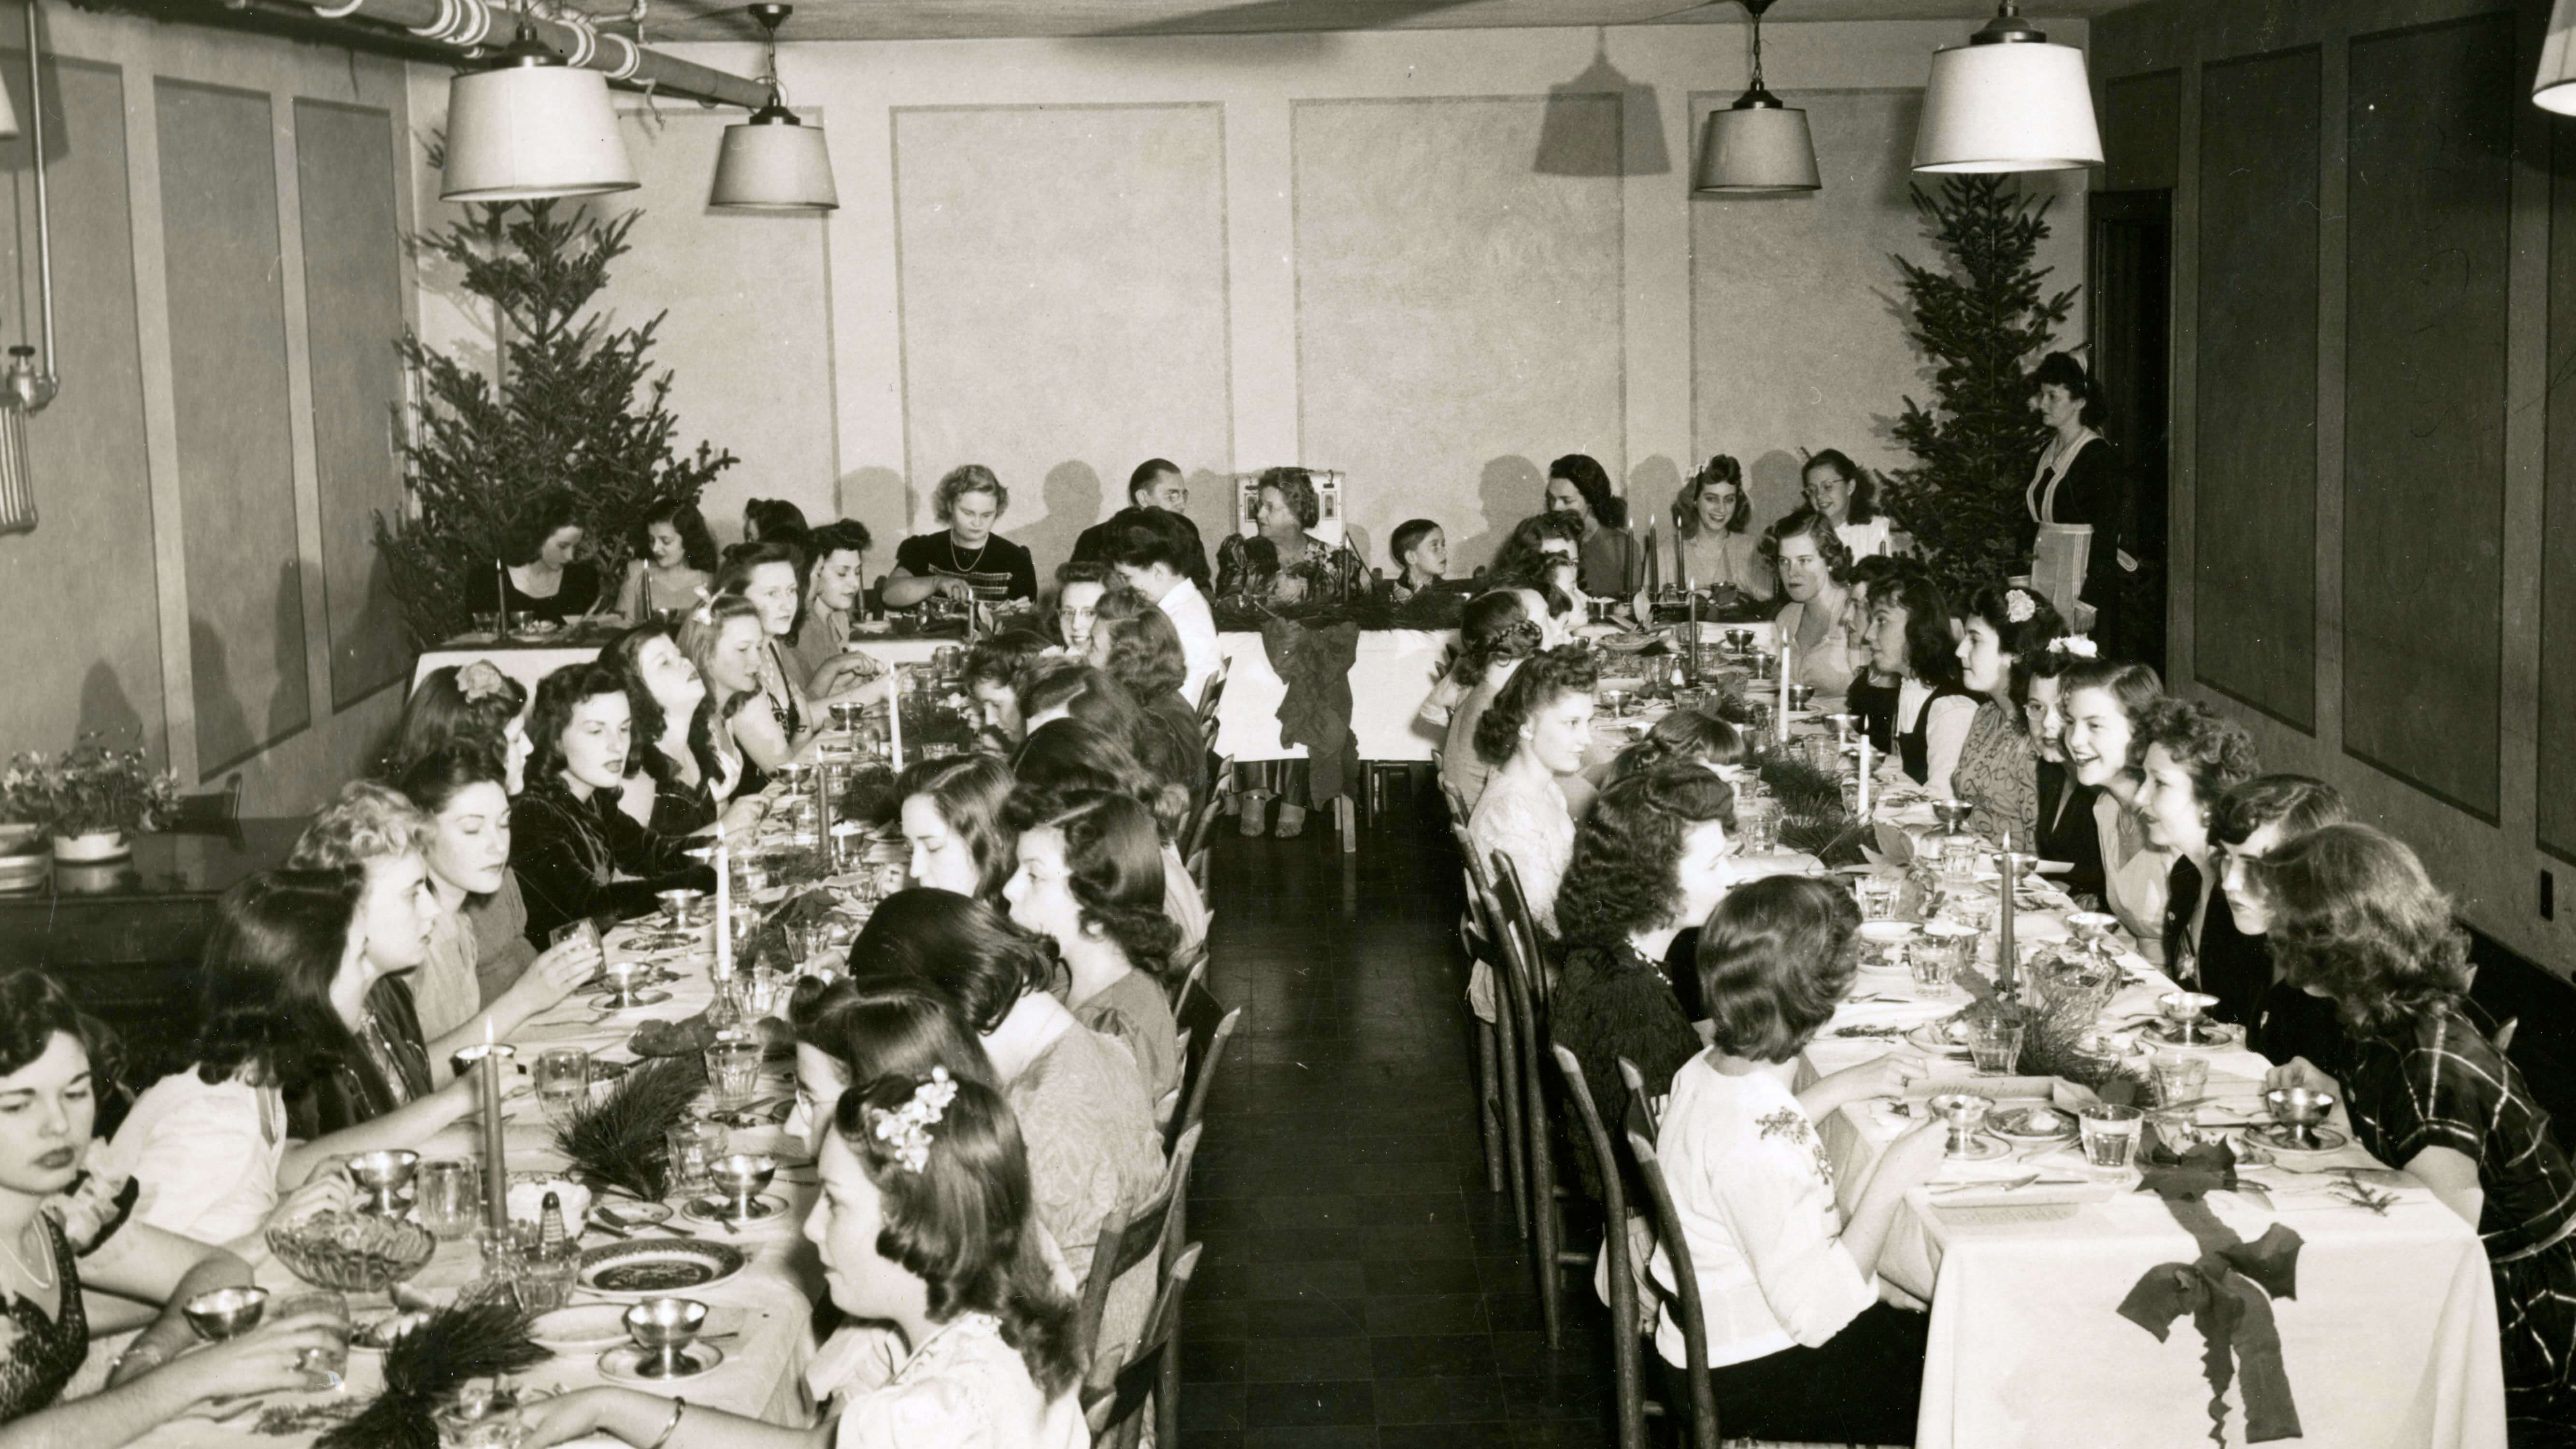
414 627 1460 767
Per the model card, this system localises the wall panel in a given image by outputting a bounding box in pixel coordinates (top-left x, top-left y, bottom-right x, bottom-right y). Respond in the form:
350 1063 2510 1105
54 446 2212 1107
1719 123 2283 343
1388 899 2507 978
2192 46 2319 730
157 79 308 775
2102 69 2179 194
2543 94 2576 859
1294 94 1622 571
2342 14 2513 821
0 55 164 759
891 104 1231 564
294 99 409 709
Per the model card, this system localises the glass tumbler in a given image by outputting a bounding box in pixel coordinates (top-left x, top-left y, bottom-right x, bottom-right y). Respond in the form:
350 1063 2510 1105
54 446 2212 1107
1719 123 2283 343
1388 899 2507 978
273 1289 351 1389
415 1159 482 1241
666 1118 728 1199
1964 1019 2025 1075
534 1048 591 1126
2078 1103 2145 1169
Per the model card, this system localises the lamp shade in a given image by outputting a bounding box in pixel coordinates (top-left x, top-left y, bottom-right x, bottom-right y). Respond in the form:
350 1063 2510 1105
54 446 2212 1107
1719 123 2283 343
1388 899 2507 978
711 105 838 210
1694 100 1820 193
442 61 637 201
1913 35 2102 173
2536 0 2576 113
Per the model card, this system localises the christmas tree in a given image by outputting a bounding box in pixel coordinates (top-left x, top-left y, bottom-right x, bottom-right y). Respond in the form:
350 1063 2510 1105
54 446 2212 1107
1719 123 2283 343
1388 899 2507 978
1883 176 2077 600
376 195 737 646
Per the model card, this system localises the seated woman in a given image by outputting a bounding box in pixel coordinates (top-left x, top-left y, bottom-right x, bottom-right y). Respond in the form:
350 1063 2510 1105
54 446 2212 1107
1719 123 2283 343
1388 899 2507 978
1546 453 1645 598
2211 775 2349 1071
742 496 811 551
1215 467 1366 609
0 971 352 1442
615 497 716 623
383 661 538 995
1052 561 1112 658
1014 719 1210 961
849 891 1162 1296
789 521 884 698
1856 571 1972 785
1800 449 1894 560
711 546 823 780
2135 697 2264 1024
1550 762 1739 1189
1651 876 1940 1446
896 754 1019 900
607 621 764 838
884 465 1038 608
1004 790 1184 1107
1387 517 1449 602
290 781 597 1075
2023 658 2103 905
1763 509 1860 696
1670 455 1773 601
2054 658 2174 957
101 870 487 1245
1836 556 1907 742
786 975 1002 1154
466 490 600 625
1021 664 1195 836
962 631 1052 750
1488 512 1592 628
509 663 712 947
1609 708 1745 784
1949 584 2064 844
1439 588 1551 812
1089 587 1206 773
1468 645 1599 938
2257 824 2576 1436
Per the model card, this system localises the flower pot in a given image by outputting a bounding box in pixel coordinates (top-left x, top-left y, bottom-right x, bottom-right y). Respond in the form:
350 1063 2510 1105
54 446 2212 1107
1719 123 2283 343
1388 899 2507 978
0 822 39 854
51 830 131 863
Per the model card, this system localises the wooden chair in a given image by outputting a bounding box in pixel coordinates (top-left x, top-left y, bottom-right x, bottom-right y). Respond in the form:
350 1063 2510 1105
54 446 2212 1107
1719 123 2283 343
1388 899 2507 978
1488 849 1583 1346
1553 1043 1647 1449
1486 850 1554 1014
1185 757 1234 858
1457 836 1530 1234
1074 1124 1203 1376
1170 990 1241 1154
1618 1056 1662 1136
1195 656 1232 733
1438 775 1511 1198
1186 844 1210 895
1082 1241 1205 1449
1170 949 1210 1011
1625 1098 1721 1449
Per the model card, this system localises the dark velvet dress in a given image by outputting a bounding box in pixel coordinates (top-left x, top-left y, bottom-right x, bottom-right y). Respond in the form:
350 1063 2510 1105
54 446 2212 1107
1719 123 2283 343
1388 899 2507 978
1845 675 1899 756
509 778 714 948
2163 858 2269 1028
0 1176 137 1424
2033 760 2107 907
1550 938 1702 1202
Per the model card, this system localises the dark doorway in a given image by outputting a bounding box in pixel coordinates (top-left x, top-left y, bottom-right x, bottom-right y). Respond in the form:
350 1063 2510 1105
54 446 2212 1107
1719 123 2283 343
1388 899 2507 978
2088 189 2173 678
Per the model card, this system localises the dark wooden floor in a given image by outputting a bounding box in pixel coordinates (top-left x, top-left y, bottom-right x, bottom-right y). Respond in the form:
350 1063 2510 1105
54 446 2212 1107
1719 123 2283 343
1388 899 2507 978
1182 794 1617 1449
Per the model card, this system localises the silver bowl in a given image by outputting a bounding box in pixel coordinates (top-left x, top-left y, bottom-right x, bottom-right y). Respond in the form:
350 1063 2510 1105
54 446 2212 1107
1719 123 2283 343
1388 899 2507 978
347 1149 420 1215
183 1284 270 1342
623 1296 709 1379
1926 1093 1994 1156
709 1152 777 1222
657 888 706 927
2263 1086 2337 1148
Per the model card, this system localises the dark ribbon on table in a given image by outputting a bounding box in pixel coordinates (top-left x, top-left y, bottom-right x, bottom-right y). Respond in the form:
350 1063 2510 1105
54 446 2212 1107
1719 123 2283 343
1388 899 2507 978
2118 1131 2306 1443
1258 617 1362 805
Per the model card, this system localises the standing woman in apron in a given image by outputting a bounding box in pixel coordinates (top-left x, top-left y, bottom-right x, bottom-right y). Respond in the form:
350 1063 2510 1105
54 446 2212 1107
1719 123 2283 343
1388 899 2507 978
2025 352 2131 644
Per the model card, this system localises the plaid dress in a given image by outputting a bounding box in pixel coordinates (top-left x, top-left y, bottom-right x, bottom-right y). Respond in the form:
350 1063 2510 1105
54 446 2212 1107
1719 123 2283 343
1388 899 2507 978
2343 1002 2576 1443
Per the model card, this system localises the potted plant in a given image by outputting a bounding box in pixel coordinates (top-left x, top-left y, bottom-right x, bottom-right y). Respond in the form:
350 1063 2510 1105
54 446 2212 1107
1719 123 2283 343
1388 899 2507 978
4 741 183 862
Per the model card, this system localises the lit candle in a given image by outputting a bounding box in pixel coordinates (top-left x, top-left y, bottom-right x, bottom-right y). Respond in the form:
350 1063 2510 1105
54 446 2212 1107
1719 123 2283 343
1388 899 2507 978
1778 633 1794 747
1857 733 1871 817
495 560 509 638
1997 828 2019 995
713 820 731 980
1643 523 1659 596
888 666 905 771
473 1018 510 1235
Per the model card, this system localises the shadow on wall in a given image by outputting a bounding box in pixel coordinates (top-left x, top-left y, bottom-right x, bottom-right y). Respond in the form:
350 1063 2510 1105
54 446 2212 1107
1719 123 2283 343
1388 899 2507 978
1454 455 1545 577
1184 467 1232 547
1535 45 1668 178
835 466 907 567
187 614 247 779
1748 449 1808 533
1626 455 1683 548
1028 461 1104 574
77 663 147 753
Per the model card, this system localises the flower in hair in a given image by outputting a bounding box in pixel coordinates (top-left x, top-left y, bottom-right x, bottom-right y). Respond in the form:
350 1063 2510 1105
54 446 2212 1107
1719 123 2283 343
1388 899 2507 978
2049 635 2098 660
457 661 512 705
872 1068 959 1173
2004 589 2036 625
689 588 717 627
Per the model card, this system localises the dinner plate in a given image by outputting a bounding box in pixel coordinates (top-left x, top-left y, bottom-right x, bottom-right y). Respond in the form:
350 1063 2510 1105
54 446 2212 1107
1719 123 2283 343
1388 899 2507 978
588 989 674 1012
1989 1105 2078 1143
2246 1124 2348 1157
574 1239 745 1298
531 1304 633 1352
2137 1020 2243 1051
1905 1018 1975 1055
683 1193 792 1225
592 1199 673 1230
598 1342 725 1385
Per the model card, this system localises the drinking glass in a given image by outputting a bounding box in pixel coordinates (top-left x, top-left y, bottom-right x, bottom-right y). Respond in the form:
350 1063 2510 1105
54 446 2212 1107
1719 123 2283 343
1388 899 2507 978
415 1159 481 1242
273 1290 351 1388
534 1048 590 1126
2152 1053 2209 1110
1855 874 1902 922
1964 1019 2024 1075
666 1118 728 1199
2078 1103 2145 1169
706 1039 765 1124
1907 939 1957 993
1736 797 1780 855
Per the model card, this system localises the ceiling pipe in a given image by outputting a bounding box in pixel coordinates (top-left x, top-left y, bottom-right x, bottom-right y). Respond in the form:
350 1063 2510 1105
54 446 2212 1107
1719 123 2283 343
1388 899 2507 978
274 0 768 110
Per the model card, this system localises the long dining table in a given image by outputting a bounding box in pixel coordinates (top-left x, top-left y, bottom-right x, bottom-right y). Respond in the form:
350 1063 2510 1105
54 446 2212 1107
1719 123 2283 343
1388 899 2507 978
1789 786 2508 1447
132 911 824 1448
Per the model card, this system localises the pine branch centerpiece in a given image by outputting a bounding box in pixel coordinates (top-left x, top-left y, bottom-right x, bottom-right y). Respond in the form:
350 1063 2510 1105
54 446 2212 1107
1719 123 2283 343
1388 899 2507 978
317 1300 547 1449
554 1052 707 1201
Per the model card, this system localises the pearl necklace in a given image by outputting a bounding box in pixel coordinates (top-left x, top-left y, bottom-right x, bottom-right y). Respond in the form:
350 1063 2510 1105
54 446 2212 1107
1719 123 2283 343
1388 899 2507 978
1 1219 54 1292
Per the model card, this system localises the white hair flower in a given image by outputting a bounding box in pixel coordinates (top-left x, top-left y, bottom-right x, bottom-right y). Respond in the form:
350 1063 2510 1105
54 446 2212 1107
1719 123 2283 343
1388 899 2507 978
2004 589 2037 625
2049 635 2098 660
872 1068 960 1174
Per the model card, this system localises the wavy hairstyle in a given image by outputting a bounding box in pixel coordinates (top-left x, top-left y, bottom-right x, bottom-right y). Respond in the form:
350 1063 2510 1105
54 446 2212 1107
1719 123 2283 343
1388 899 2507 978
897 755 1020 900
1092 589 1189 701
1609 709 1744 780
934 465 1009 524
1013 718 1163 817
788 974 999 1092
1964 584 2066 717
1555 764 1737 948
0 969 117 1084
1473 644 1599 768
1451 590 1545 689
385 664 525 778
525 662 632 788
636 497 719 573
2137 696 2260 813
1255 467 1321 530
1698 874 1861 1063
396 742 509 818
962 631 1053 698
2255 824 2470 1037
1801 448 1879 524
2211 775 2347 853
2055 659 2165 768
742 498 811 547
1547 454 1625 529
604 619 713 787
186 869 365 1093
677 591 768 723
1008 789 1181 981
289 781 433 870
1759 506 1855 588
1869 570 1963 689
505 490 584 567
834 1074 1082 1395
849 888 1056 1034
1673 455 1749 540
1488 511 1585 594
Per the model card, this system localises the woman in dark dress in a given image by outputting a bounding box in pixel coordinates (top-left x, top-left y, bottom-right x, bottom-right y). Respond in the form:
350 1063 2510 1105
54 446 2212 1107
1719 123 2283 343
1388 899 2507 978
1545 453 1645 598
2024 645 2106 905
0 971 342 1441
2209 775 2350 1072
2135 697 2265 1026
466 490 601 625
509 662 712 948
2025 352 2130 639
884 465 1039 606
605 620 764 839
2259 824 2576 1443
1856 571 1972 783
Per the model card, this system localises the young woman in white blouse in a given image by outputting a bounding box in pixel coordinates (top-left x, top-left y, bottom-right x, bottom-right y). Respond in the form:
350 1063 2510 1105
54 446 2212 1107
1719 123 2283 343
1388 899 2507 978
2054 658 2175 959
1468 645 1599 938
1651 875 1942 1445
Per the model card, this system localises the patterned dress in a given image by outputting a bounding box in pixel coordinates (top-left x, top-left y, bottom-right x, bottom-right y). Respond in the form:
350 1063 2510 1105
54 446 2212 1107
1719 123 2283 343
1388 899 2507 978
0 1174 136 1424
2341 1003 2576 1441
1950 699 2038 847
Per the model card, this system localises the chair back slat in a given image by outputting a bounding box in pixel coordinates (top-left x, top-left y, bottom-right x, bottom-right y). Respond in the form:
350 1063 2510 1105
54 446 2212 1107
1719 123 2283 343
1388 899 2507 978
1616 1056 1660 1136
1082 1240 1207 1449
1552 1043 1646 1449
1196 657 1232 727
1624 1098 1720 1449
1487 850 1552 1014
1073 1124 1204 1372
1186 846 1210 895
1171 999 1241 1153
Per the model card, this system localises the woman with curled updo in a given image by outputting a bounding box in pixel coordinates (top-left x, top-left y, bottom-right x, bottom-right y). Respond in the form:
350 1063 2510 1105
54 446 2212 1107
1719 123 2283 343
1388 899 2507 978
1438 589 1553 813
617 497 717 623
1763 508 1860 695
1609 708 1745 784
508 663 712 947
1853 571 1972 786
2134 696 2263 1024
467 490 599 624
1216 466 1366 608
1546 453 1646 597
1948 584 2065 845
1003 789 1184 1106
1671 455 1773 600
895 755 1019 901
2053 657 2174 956
606 620 765 839
1014 719 1209 962
887 465 1038 607
1467 645 1599 938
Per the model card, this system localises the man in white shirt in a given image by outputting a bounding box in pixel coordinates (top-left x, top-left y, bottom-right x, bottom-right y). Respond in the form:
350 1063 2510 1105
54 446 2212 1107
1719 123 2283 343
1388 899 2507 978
1108 509 1221 707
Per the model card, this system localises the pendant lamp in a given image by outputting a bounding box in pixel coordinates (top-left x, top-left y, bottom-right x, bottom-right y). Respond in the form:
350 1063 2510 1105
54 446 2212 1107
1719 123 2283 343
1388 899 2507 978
442 21 637 201
710 4 838 210
1694 0 1819 194
2535 0 2576 114
1913 0 2101 173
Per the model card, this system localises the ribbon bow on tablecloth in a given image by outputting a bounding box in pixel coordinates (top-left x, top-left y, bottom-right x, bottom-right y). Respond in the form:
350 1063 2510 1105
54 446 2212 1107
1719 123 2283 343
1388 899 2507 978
2118 1140 2305 1444
1259 618 1361 804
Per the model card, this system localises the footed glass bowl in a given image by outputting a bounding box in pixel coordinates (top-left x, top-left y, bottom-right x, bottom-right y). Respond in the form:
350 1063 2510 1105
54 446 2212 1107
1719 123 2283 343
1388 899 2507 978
267 1210 436 1292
